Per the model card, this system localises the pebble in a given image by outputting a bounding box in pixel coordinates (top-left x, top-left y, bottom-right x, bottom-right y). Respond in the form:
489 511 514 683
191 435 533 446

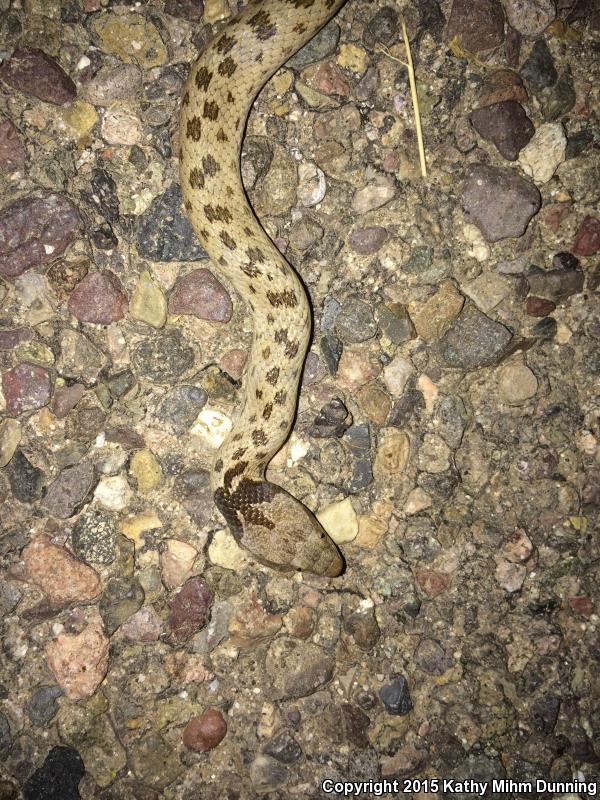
470 101 534 160
23 534 100 606
526 265 584 302
136 185 207 262
158 385 207 434
46 620 109 700
502 529 534 562
498 363 538 403
0 47 76 105
161 539 198 589
71 510 116 564
375 303 415 344
297 162 327 207
129 270 167 328
183 708 227 752
343 606 380 651
68 270 128 324
120 606 163 642
264 730 303 764
128 732 183 790
0 193 79 279
168 576 213 641
530 693 560 734
378 674 413 715
411 280 464 341
0 419 21 468
502 0 555 36
363 6 399 49
518 122 566 183
94 475 132 511
0 119 25 170
168 268 232 322
439 304 513 369
6 450 44 502
308 397 352 438
541 69 577 122
375 429 410 475
100 106 142 146
477 69 528 107
444 0 506 52
51 384 85 419
348 226 388 255
405 487 432 514
27 686 62 727
572 216 600 257
334 298 377 343
289 21 340 69
132 330 195 383
382 355 414 396
208 529 249 570
3 363 51 417
495 558 526 592
316 496 358 544
266 637 335 700
413 638 453 675
461 165 541 242
520 39 557 94
192 600 231 654
99 576 145 634
352 180 395 213
129 449 162 494
336 342 381 391
83 63 142 105
462 272 512 312
40 460 95 519
58 330 106 385
525 296 555 316
92 12 167 68
415 568 451 597
253 146 297 217
191 407 232 449
248 755 288 794
22 746 84 800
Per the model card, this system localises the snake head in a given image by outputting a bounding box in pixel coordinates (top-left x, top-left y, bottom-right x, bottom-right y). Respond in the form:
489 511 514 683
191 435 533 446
216 479 344 577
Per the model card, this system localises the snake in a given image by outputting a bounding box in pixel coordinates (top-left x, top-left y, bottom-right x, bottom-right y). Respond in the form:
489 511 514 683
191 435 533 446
179 0 348 576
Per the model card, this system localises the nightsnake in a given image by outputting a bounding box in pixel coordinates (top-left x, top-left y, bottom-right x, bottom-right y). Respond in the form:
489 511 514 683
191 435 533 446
179 0 347 576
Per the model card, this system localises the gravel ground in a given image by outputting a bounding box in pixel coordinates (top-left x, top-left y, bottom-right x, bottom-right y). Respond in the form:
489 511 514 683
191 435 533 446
0 0 599 798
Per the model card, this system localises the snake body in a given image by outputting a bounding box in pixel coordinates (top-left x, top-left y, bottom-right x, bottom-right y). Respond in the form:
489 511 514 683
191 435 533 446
180 0 347 576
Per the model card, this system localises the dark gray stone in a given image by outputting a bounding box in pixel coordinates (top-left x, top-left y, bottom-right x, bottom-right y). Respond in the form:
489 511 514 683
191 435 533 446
5 450 43 503
27 686 63 727
136 184 208 262
520 39 557 94
23 745 85 800
288 21 341 68
439 304 513 369
378 674 413 715
158 385 207 434
470 101 534 160
263 730 303 764
132 330 195 383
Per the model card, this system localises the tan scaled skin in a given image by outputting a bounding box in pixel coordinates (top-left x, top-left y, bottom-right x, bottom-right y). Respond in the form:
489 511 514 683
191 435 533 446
179 0 347 577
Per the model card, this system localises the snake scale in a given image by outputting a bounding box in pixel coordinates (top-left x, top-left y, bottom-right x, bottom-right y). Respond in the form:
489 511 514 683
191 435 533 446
179 0 348 576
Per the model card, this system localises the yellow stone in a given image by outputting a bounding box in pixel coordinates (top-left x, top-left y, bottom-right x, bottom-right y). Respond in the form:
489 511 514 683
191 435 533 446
60 100 98 141
129 271 167 329
130 449 162 494
93 12 167 68
161 539 198 589
375 429 410 475
316 497 358 544
208 529 248 570
203 0 232 23
121 511 162 543
354 515 388 549
0 419 21 468
271 69 293 95
295 81 339 109
337 43 368 74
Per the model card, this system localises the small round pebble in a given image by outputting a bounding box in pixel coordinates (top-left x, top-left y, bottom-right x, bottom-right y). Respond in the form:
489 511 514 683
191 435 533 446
182 708 227 752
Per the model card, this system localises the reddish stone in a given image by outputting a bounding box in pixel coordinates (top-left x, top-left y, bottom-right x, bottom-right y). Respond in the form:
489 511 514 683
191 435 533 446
541 203 571 234
52 383 86 418
0 119 25 170
348 226 388 255
525 296 556 317
220 348 247 380
445 0 505 52
0 193 80 278
311 62 350 96
23 534 100 606
68 270 128 324
572 216 600 257
0 327 34 350
168 268 232 322
46 620 109 700
0 47 76 105
477 69 528 107
415 569 450 598
182 708 227 752
569 596 594 617
2 363 51 416
168 576 213 641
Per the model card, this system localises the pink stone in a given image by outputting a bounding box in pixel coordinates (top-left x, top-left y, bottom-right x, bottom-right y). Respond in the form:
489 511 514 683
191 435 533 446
415 569 450 598
23 534 101 606
2 363 51 416
572 216 600 257
312 62 350 96
168 268 232 322
121 607 163 642
525 296 556 317
51 383 86 418
220 348 247 380
569 595 594 617
68 270 128 324
182 708 227 752
46 619 109 700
